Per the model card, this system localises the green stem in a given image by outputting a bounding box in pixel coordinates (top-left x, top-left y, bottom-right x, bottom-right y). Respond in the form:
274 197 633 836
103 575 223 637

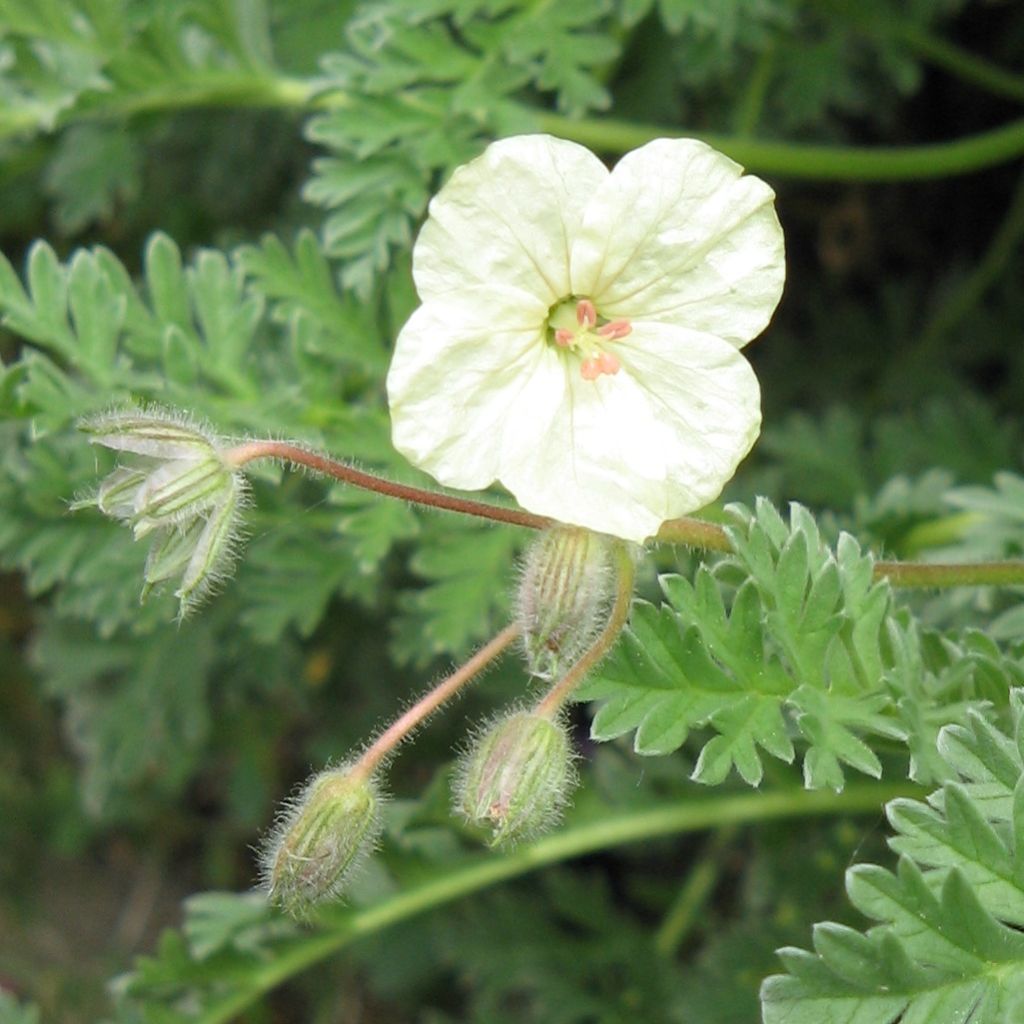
7 63 1024 181
873 559 1024 589
654 824 739 957
659 514 1024 588
196 781 920 1024
732 45 776 137
534 111 1024 180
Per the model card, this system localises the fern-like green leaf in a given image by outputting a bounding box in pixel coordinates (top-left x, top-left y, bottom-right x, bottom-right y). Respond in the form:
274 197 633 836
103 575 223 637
580 500 903 788
578 499 1020 790
761 694 1024 1023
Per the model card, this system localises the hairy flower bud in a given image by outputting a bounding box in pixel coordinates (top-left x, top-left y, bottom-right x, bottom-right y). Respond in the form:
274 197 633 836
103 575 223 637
455 711 575 847
261 765 382 920
516 526 615 679
75 406 247 615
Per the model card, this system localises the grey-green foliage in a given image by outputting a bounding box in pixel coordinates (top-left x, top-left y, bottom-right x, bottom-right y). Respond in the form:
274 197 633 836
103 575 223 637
302 0 621 294
0 230 521 813
761 693 1024 1023
578 499 1024 790
0 231 516 649
0 0 968 293
300 0 960 295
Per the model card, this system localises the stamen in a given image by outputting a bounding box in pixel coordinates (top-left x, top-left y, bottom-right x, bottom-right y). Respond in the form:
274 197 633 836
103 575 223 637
580 357 602 381
596 351 621 375
597 320 631 340
554 329 574 347
576 299 597 328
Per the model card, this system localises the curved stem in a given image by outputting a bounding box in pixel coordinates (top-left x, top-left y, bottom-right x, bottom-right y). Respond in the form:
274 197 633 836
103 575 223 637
226 440 1024 589
195 780 921 1024
224 440 551 531
534 543 636 717
919 166 1024 350
533 111 1024 180
6 62 1024 180
354 625 519 778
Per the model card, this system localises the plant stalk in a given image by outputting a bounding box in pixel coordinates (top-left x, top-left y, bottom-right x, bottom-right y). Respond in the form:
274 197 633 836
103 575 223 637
353 624 519 778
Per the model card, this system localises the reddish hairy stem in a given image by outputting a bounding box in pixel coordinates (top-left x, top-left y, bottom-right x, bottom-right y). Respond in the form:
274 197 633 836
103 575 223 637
353 624 520 779
224 440 551 531
225 440 1024 590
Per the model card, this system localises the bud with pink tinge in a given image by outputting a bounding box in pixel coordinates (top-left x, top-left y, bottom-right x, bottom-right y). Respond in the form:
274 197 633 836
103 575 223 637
455 711 575 847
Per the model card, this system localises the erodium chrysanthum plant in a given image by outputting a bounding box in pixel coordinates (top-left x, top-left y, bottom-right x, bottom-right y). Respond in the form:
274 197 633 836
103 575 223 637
73 130 1024 936
83 133 771 897
7 6 1024 1019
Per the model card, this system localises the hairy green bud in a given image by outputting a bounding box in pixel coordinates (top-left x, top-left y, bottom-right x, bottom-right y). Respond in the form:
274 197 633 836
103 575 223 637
261 766 382 920
75 406 247 615
456 711 575 847
516 526 615 679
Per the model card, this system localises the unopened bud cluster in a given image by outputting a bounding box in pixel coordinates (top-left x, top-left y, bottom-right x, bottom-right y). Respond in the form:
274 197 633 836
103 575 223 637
76 407 247 615
261 765 382 919
516 526 615 679
455 710 575 847
71 402 636 917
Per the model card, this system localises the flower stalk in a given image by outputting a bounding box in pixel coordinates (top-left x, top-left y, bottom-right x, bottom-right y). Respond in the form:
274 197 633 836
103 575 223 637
351 624 520 780
227 438 1024 591
223 440 550 532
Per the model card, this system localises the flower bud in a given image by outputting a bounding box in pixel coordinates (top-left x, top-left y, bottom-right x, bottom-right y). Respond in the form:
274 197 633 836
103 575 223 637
76 406 247 615
261 765 382 920
516 526 615 679
130 455 235 538
455 711 575 847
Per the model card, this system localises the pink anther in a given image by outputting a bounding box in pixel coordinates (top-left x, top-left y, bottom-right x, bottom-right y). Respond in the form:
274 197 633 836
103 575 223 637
597 319 631 340
554 328 574 347
580 357 602 381
576 299 597 328
596 351 621 375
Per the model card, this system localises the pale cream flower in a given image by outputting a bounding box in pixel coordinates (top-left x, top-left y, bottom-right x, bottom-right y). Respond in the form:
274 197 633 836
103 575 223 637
386 134 785 542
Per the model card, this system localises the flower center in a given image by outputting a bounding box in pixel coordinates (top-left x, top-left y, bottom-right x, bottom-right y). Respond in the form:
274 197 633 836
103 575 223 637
547 298 631 381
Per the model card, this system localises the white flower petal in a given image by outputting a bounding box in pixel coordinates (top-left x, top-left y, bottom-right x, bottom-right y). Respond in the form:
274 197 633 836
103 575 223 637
413 135 609 307
386 285 554 490
498 322 761 542
570 138 784 347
